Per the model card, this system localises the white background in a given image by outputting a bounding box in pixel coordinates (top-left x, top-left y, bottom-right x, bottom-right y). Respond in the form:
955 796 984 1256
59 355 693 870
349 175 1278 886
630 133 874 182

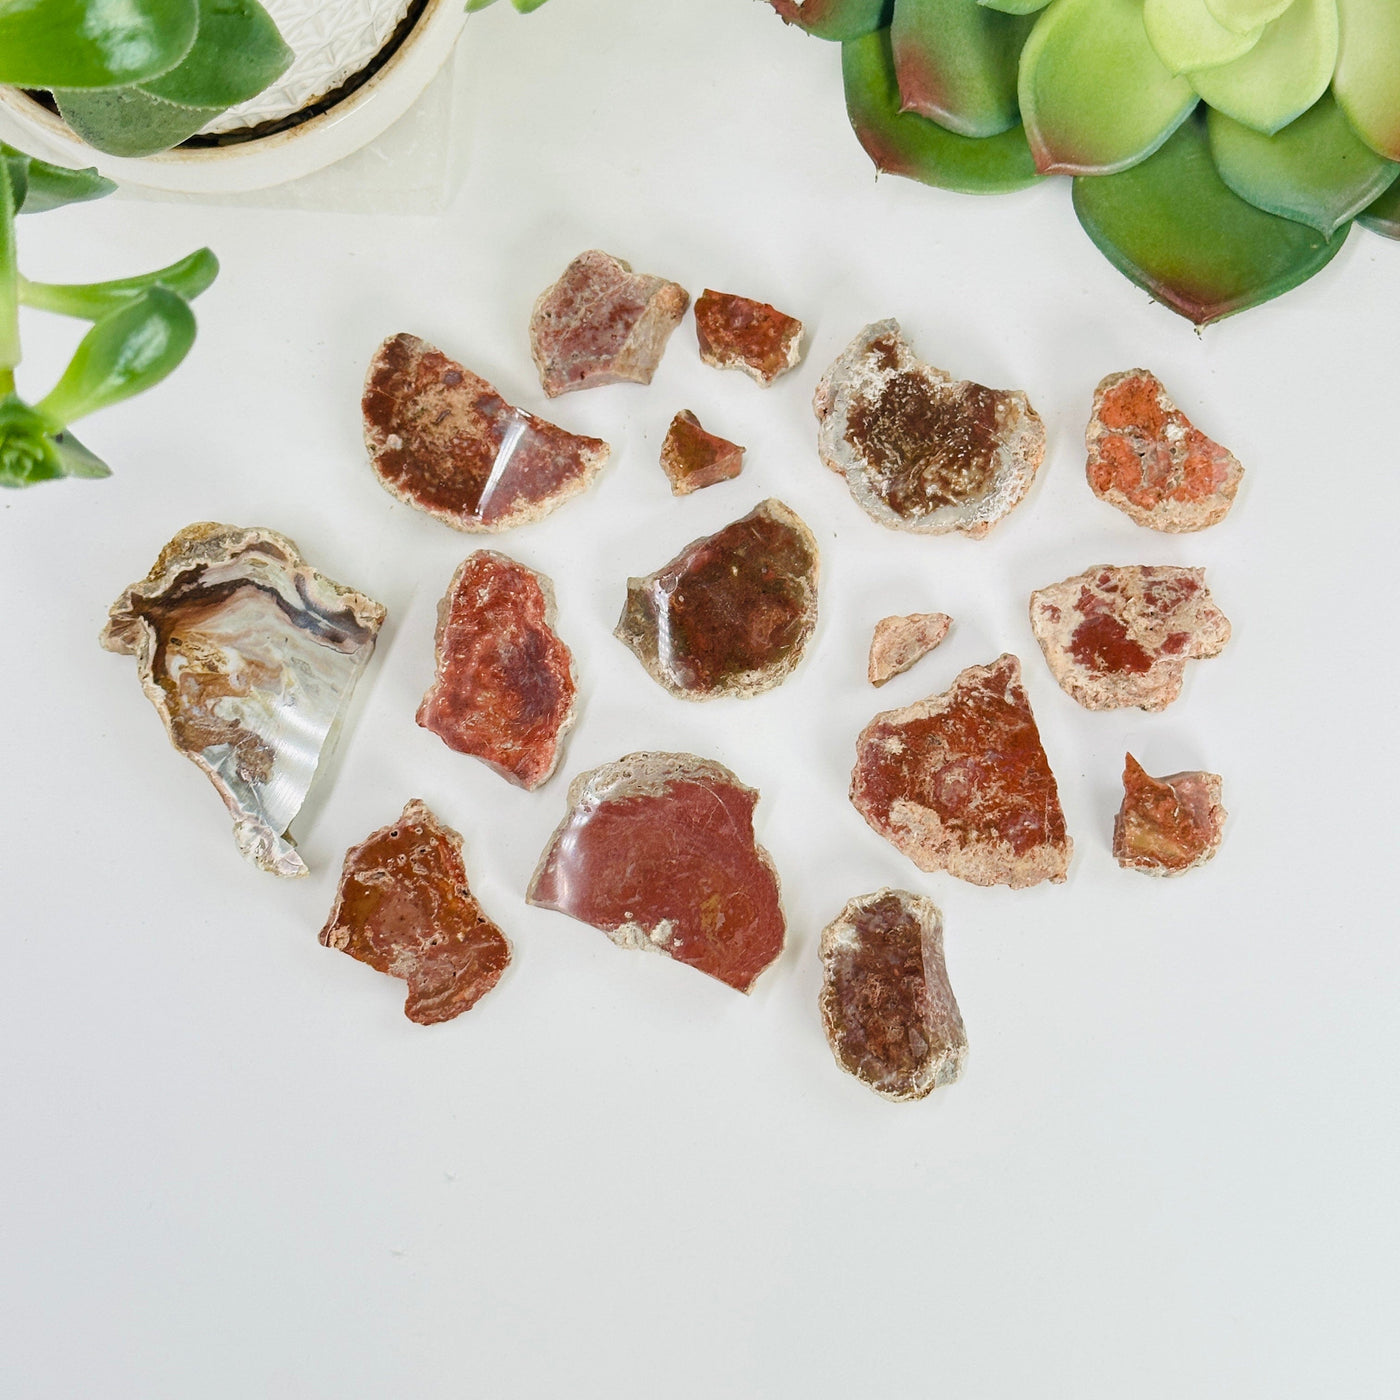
3 3 1398 1395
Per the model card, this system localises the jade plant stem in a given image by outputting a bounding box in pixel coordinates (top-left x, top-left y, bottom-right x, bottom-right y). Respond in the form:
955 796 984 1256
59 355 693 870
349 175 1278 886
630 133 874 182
0 165 19 395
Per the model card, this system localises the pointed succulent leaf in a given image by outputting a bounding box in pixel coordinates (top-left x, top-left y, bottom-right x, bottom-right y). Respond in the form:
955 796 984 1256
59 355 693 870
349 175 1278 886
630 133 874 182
1358 179 1400 238
843 29 1041 192
1205 0 1295 31
978 0 1052 13
768 0 893 40
1189 0 1337 134
1019 0 1198 174
141 0 292 108
0 145 114 214
46 427 112 479
1208 94 1399 236
1144 0 1264 74
1333 0 1400 161
0 0 198 89
55 88 217 159
510 0 555 10
0 395 111 487
892 0 1035 139
20 249 219 319
1073 113 1347 323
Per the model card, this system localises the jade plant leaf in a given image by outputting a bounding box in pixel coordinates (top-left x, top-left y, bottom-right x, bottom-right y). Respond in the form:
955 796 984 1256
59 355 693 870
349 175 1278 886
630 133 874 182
141 0 292 108
768 0 894 40
844 29 1042 192
1019 0 1198 174
0 145 115 214
1189 0 1337 134
0 395 109 487
978 0 1052 14
0 0 198 89
1205 0 1295 30
1209 94 1400 236
1333 0 1400 161
892 0 1035 138
1358 179 1400 238
55 88 217 159
20 249 219 318
1144 0 1264 74
1073 112 1347 322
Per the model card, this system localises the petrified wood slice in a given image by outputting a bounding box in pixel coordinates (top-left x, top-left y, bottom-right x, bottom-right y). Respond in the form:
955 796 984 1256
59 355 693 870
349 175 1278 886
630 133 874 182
1113 755 1226 876
363 333 610 532
528 753 785 993
851 653 1071 889
416 551 577 790
694 289 804 386
319 800 510 1024
868 611 951 686
659 409 745 495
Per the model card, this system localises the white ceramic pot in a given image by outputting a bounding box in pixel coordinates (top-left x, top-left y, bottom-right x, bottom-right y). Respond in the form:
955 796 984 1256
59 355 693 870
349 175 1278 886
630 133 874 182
0 0 466 195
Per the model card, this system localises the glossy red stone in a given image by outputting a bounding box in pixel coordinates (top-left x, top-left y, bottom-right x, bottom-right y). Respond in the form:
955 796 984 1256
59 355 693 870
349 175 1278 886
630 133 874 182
416 551 576 790
527 753 785 993
694 289 804 386
1114 754 1226 876
659 410 745 495
362 333 610 532
868 611 951 686
851 653 1071 888
319 800 511 1025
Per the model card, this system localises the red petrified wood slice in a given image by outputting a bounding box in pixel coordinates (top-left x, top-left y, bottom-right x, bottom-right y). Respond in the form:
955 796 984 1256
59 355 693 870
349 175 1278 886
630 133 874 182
615 498 820 700
851 653 1071 888
659 410 745 495
814 319 1045 537
363 333 610 532
868 611 951 686
527 752 786 994
819 889 967 1102
529 250 689 397
416 551 577 790
319 799 511 1025
1114 754 1226 876
694 289 804 386
1028 565 1231 712
1086 370 1244 532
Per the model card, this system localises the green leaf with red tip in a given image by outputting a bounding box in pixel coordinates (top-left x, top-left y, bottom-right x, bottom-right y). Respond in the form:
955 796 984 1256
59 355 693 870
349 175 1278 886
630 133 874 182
768 0 893 40
891 0 1035 139
1333 0 1400 161
1209 94 1399 236
1205 0 1295 32
1358 178 1400 238
1072 112 1348 323
977 0 1051 13
1145 0 1264 75
1019 0 1198 174
843 29 1042 192
1189 0 1337 134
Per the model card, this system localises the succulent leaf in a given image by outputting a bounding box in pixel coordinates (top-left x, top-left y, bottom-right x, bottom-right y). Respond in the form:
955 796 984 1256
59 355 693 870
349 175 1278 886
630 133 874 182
1333 0 1400 161
1205 0 1295 32
891 0 1035 139
1073 113 1347 322
1144 0 1264 74
0 145 114 214
21 249 219 318
844 29 1042 192
1019 0 1198 174
1209 93 1399 236
55 88 217 159
977 0 1052 13
141 0 292 109
1189 0 1338 134
0 395 110 487
1358 178 1400 238
768 0 894 40
0 0 198 89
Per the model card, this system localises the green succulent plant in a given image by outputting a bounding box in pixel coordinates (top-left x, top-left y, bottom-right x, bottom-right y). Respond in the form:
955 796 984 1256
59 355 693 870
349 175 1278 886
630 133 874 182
768 0 1400 321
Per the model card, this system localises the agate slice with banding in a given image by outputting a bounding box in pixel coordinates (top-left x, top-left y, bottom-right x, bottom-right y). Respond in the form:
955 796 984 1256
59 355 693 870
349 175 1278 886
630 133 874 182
814 320 1045 538
101 523 385 877
851 653 1071 889
319 800 510 1024
694 289 804 386
1086 370 1244 532
1114 755 1226 877
363 333 610 532
528 752 785 993
416 551 576 790
529 250 689 397
819 889 967 1102
1028 566 1231 712
868 611 951 686
615 498 819 700
659 410 745 495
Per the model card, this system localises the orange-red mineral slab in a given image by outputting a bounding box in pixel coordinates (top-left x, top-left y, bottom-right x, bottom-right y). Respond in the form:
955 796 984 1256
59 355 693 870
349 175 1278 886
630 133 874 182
658 410 745 495
1113 755 1227 876
694 289 804 386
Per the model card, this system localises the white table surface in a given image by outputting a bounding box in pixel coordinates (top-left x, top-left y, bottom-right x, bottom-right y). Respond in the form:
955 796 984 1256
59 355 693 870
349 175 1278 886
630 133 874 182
3 4 1397 1396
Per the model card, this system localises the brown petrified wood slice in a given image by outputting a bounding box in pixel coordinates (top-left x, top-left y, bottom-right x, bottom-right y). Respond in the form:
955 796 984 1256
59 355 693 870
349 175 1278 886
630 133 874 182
868 611 952 686
1028 565 1231 712
527 752 785 994
416 551 576 790
851 653 1071 889
819 889 967 1102
615 498 819 700
659 410 745 495
694 289 804 386
319 799 511 1025
1113 755 1226 876
529 250 689 397
363 333 609 533
1086 370 1243 532
813 319 1045 537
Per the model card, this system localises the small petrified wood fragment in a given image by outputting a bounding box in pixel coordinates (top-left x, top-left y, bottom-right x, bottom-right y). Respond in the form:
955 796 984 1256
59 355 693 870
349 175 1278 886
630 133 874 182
616 498 819 700
819 889 967 1102
319 800 511 1024
528 753 785 993
416 551 576 790
868 611 951 686
851 653 1071 889
659 410 745 495
1086 370 1243 532
694 289 804 386
1114 755 1226 876
814 319 1045 538
529 250 689 397
1028 566 1231 712
363 333 610 532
